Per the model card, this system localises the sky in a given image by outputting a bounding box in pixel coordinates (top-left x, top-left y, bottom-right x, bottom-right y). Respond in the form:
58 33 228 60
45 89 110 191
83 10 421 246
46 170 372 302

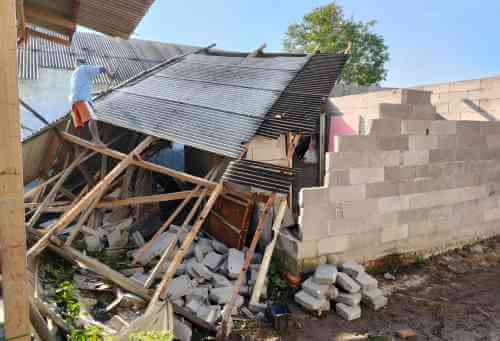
127 1 500 87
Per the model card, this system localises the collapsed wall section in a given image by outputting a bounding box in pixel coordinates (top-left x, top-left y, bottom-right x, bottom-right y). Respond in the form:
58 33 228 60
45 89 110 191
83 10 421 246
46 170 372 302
280 90 500 274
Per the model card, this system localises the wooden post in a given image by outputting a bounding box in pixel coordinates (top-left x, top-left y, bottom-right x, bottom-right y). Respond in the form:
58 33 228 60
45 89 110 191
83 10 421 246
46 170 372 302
27 136 154 258
0 1 29 339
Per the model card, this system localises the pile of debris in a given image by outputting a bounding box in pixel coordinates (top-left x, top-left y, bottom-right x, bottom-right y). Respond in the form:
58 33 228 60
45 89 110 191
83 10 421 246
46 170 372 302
294 261 388 320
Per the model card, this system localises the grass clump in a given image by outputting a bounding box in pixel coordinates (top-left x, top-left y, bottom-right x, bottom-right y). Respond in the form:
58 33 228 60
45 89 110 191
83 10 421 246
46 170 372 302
129 331 175 341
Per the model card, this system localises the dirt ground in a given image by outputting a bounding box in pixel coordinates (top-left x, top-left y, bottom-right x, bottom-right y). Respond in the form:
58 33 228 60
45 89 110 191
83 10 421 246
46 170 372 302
241 237 500 341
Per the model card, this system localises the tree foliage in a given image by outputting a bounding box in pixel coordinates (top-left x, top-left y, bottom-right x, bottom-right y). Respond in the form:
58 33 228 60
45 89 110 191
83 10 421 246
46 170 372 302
284 2 389 85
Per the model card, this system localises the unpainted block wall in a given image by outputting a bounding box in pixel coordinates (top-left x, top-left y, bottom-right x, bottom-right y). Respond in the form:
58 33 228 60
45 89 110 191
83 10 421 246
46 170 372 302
285 118 500 273
414 75 500 121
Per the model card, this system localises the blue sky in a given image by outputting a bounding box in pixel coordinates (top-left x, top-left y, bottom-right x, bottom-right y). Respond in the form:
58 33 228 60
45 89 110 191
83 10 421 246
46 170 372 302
129 0 500 87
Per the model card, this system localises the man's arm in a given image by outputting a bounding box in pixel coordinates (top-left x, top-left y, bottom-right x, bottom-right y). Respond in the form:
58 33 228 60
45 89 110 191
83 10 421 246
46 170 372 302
84 65 108 77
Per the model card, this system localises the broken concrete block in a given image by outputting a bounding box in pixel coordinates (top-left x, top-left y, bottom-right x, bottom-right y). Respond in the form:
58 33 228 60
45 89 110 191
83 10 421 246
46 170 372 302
326 284 339 300
84 235 102 252
173 298 185 307
336 303 361 321
294 290 330 312
227 248 244 279
211 239 228 254
194 244 205 263
341 260 365 278
192 262 213 281
336 292 362 307
185 298 206 314
186 287 209 303
137 232 178 265
301 277 329 299
362 288 388 310
203 251 224 271
166 275 195 300
313 265 338 285
132 231 145 247
209 286 242 305
197 305 221 324
174 318 192 341
211 273 232 288
336 272 361 293
355 271 378 291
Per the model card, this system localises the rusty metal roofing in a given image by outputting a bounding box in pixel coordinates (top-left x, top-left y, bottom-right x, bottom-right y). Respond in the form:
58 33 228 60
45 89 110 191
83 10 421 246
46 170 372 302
93 52 309 158
222 160 299 194
17 29 198 84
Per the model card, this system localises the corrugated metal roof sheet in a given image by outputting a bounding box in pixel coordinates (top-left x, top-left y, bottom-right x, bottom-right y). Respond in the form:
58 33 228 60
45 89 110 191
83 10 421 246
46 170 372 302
93 52 308 158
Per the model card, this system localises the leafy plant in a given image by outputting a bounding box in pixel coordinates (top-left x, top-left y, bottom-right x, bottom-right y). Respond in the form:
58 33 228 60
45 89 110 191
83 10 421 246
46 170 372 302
414 255 426 269
284 2 389 85
69 325 105 341
268 256 294 303
55 281 80 324
129 331 175 341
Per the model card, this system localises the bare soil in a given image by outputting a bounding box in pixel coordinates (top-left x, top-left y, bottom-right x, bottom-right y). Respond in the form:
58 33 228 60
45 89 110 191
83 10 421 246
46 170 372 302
243 237 500 341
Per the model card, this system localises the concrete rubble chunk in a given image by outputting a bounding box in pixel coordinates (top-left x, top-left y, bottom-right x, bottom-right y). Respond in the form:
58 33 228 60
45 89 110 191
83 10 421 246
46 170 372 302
341 260 365 278
84 235 102 252
336 303 361 321
355 271 378 291
167 275 195 300
209 286 242 305
301 277 329 299
203 251 224 271
192 262 213 281
194 244 205 263
137 232 178 265
131 231 145 247
185 298 205 314
227 248 245 279
197 305 221 324
187 287 209 303
174 318 192 341
173 298 185 307
336 292 362 306
294 290 330 312
327 284 339 300
336 272 361 293
211 239 228 254
211 273 232 288
362 288 388 310
313 265 338 285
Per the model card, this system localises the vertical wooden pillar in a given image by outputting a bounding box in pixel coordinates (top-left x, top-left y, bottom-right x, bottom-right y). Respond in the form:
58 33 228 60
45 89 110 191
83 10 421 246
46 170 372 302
0 0 30 339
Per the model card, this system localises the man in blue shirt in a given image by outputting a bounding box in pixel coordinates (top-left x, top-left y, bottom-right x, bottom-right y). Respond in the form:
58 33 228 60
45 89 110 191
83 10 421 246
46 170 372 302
69 59 113 146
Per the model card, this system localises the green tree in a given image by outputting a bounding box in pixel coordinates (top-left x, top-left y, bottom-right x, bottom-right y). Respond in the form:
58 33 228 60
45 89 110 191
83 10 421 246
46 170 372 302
284 2 389 85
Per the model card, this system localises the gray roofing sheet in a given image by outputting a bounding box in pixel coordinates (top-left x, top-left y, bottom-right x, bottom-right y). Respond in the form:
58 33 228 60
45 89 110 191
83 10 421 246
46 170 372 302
93 53 308 158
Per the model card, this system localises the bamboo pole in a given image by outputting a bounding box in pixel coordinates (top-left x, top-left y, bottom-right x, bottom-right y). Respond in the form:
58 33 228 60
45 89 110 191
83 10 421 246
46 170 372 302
27 136 154 258
216 195 276 340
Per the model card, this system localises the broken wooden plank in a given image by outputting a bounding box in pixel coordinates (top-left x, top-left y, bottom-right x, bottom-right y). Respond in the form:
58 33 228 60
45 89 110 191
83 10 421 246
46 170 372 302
144 239 176 289
29 299 56 341
62 132 217 189
97 190 201 209
216 194 276 340
26 152 88 230
249 199 287 309
146 183 224 313
27 136 154 258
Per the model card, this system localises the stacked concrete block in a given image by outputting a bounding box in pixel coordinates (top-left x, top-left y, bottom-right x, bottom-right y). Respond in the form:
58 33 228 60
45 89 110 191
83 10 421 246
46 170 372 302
288 88 500 275
294 261 387 320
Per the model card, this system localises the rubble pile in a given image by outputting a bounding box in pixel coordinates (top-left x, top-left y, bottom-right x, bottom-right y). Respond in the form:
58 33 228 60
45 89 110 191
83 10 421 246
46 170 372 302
294 261 388 320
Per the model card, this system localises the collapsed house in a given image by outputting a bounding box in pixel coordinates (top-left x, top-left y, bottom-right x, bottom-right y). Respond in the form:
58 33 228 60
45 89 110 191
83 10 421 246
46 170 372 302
23 44 349 338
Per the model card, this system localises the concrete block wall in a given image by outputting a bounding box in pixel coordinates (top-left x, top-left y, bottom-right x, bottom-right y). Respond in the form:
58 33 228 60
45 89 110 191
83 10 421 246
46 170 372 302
279 89 500 274
414 75 500 121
